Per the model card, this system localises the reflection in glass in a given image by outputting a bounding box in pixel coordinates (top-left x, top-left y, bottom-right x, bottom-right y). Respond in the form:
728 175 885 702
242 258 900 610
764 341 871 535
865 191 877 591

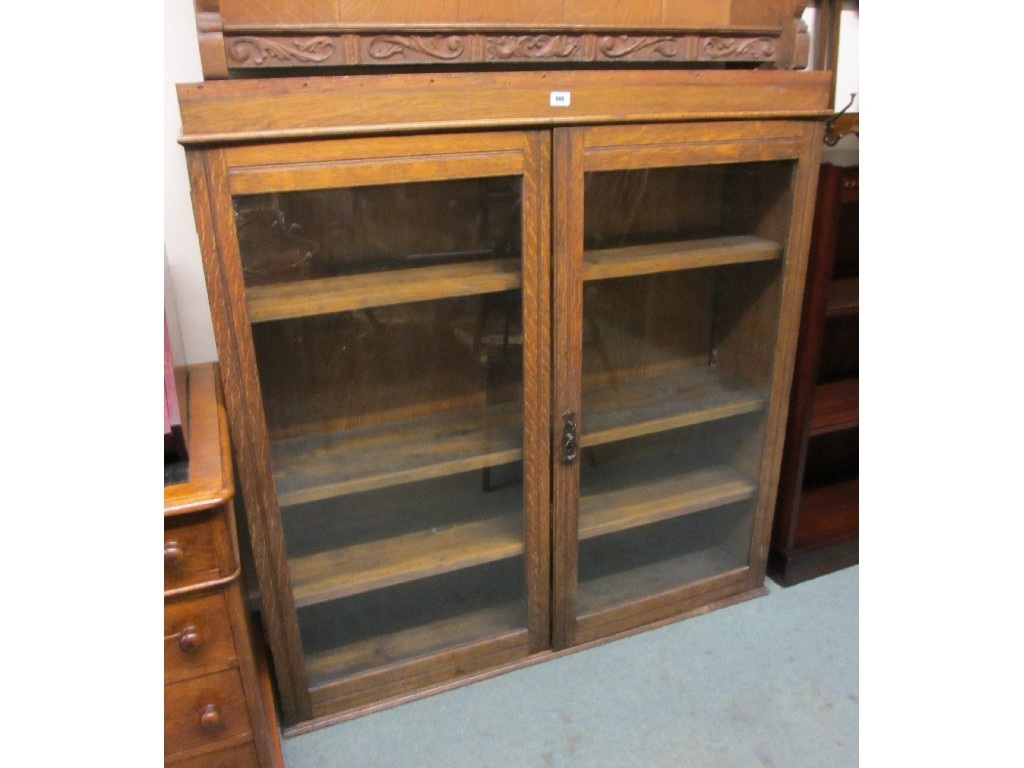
231 176 528 683
574 162 795 614
234 177 522 286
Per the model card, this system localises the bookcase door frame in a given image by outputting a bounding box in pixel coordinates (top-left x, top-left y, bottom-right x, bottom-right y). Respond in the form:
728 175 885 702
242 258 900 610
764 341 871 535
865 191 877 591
551 120 824 649
187 129 552 724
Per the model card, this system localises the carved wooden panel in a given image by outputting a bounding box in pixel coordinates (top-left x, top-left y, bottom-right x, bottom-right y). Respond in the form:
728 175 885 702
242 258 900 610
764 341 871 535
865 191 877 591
223 31 791 69
200 1 808 77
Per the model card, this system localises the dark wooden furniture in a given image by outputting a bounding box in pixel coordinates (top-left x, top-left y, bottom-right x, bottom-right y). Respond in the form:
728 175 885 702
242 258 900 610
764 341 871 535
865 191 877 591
164 364 284 768
769 161 858 586
177 67 830 732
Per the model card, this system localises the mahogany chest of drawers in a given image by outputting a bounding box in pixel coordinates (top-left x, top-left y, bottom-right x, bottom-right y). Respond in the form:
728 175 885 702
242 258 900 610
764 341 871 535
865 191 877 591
164 364 282 767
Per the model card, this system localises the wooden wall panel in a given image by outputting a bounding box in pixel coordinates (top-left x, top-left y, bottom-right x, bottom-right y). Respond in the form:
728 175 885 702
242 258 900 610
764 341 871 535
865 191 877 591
465 1 562 25
220 0 317 26
729 0 801 29
217 0 799 30
221 1 463 26
563 0 661 27
334 0 460 25
661 1 731 28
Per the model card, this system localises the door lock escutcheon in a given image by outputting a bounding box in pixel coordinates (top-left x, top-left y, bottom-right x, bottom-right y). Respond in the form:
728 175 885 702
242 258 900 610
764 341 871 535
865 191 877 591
561 410 579 464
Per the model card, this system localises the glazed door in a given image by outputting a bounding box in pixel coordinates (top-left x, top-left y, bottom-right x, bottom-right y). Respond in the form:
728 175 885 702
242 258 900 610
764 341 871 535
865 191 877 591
195 131 551 723
551 122 820 648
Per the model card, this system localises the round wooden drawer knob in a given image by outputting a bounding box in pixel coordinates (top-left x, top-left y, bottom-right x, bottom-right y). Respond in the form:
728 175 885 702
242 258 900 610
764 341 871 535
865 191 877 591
164 541 185 571
179 626 202 653
200 703 222 731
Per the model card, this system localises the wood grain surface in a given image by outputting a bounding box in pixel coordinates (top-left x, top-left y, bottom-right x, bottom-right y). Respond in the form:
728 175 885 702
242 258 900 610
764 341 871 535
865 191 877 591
178 70 831 145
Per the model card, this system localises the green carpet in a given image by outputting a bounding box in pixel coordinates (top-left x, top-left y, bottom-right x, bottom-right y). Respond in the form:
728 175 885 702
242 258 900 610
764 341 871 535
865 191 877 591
283 566 858 767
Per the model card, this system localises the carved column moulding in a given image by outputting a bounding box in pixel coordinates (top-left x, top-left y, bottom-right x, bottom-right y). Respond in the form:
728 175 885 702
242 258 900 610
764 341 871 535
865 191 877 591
222 32 784 69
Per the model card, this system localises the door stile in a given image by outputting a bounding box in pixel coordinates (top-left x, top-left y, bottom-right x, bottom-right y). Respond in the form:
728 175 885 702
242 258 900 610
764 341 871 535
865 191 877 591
522 131 553 653
746 121 826 582
186 148 314 723
551 128 585 650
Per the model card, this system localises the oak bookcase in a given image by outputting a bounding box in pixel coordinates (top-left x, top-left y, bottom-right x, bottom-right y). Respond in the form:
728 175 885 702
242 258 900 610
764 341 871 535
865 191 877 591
177 67 830 731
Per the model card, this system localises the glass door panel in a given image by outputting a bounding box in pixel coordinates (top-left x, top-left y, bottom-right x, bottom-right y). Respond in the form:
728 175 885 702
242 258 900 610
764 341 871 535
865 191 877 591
571 157 796 625
232 174 533 684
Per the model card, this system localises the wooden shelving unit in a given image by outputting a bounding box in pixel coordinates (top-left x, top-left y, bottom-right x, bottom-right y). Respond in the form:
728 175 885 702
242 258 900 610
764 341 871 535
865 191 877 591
770 162 859 586
177 67 830 727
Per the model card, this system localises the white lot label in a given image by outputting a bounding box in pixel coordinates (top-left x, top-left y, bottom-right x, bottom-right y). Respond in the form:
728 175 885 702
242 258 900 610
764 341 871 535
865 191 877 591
550 91 571 107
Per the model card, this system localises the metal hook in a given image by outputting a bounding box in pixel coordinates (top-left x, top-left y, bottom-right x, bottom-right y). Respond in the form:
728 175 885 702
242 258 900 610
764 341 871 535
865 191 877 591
824 92 858 146
833 92 857 120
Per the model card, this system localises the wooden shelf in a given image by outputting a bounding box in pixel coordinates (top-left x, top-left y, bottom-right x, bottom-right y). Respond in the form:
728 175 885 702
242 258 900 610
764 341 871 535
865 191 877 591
271 403 523 508
809 378 858 436
793 478 859 549
289 509 523 608
579 545 744 618
296 557 527 685
297 464 754 678
825 277 859 317
246 258 521 323
288 460 752 609
579 466 755 542
583 369 765 448
303 603 525 686
582 235 782 282
272 369 763 508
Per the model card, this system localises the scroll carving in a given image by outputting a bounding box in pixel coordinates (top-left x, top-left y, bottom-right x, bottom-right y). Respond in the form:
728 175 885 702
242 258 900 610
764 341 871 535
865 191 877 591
598 36 679 59
228 36 335 65
703 37 776 60
487 36 578 60
367 35 466 61
221 31 785 70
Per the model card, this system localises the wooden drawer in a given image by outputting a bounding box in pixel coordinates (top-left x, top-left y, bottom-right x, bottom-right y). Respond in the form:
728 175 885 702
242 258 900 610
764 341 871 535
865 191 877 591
165 591 238 684
165 511 232 593
164 668 252 757
166 742 260 768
